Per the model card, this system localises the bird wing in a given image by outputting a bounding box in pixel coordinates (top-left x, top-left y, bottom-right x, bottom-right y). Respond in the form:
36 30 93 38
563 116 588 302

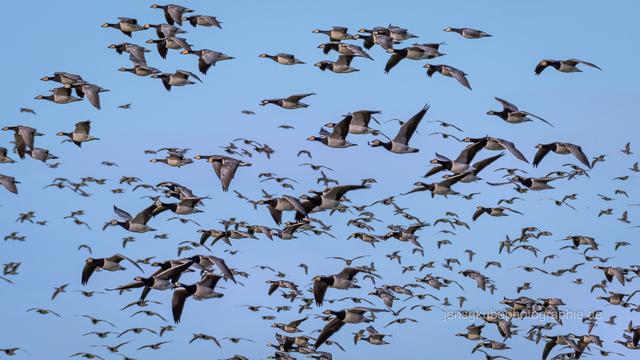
315 317 345 349
81 261 98 285
566 144 591 168
494 97 519 112
495 138 528 163
74 121 91 135
532 146 552 167
113 205 133 221
171 287 190 323
331 115 353 139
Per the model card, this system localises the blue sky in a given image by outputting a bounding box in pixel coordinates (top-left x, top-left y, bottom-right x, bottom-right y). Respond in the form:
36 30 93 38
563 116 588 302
1 0 639 359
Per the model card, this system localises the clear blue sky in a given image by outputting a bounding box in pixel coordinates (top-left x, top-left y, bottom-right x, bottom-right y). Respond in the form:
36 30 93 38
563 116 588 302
1 0 639 359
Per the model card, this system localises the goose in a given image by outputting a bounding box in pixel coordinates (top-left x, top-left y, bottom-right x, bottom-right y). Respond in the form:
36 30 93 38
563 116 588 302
535 59 601 75
257 196 308 225
403 172 467 198
315 307 387 349
385 43 445 73
354 326 391 345
443 27 492 39
181 49 234 74
324 110 380 135
142 23 186 37
35 87 82 104
383 222 428 248
308 184 368 210
456 324 486 340
57 121 99 147
462 136 529 163
313 267 375 306
65 83 109 110
108 42 149 63
260 53 304 65
183 15 221 28
308 115 356 148
314 55 359 73
26 147 57 162
151 70 201 91
533 142 590 168
423 64 471 89
272 317 308 333
444 153 505 183
194 155 251 191
260 93 315 109
369 104 429 153
425 139 487 176
119 64 161 77
593 266 627 285
146 37 192 59
171 273 224 323
41 72 83 85
185 254 236 283
312 26 354 41
489 175 564 191
487 97 552 126
105 203 160 233
81 254 142 285
318 43 373 60
101 17 145 37
150 4 193 26
150 152 193 167
0 174 19 194
153 197 204 215
109 261 192 302
387 25 417 41
2 125 41 158
473 206 523 221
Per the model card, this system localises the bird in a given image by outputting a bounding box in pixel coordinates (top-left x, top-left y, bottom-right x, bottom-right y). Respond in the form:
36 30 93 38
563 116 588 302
423 64 471 89
369 104 429 153
535 58 601 75
444 27 492 38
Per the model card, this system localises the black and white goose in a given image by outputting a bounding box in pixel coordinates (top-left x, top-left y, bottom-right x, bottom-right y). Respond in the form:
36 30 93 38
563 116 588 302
194 155 251 192
308 114 356 148
385 43 445 73
108 260 193 301
57 121 99 147
172 273 225 323
260 93 315 109
443 27 492 39
104 203 160 233
425 139 487 176
487 97 552 126
257 196 308 225
313 267 377 306
423 64 471 90
314 307 387 349
81 254 143 285
533 142 590 168
535 58 601 75
369 104 429 153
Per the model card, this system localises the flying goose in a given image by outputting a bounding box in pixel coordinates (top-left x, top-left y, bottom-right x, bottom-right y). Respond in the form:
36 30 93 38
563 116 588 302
325 110 381 135
194 155 251 191
41 72 83 85
57 121 99 147
312 26 354 41
35 87 82 104
181 49 234 74
369 104 429 153
259 53 304 65
101 17 145 37
385 43 445 73
150 4 193 26
314 55 359 73
425 139 488 176
487 97 552 126
260 93 315 109
318 43 373 60
257 196 308 225
105 203 160 233
81 254 142 285
463 136 529 163
533 142 590 168
147 37 192 59
308 115 356 148
535 59 601 75
473 206 523 221
443 27 492 39
0 174 19 194
172 273 224 323
183 15 222 28
2 125 41 158
313 267 376 306
403 172 467 198
423 64 471 90
142 23 186 38
151 70 201 91
315 307 387 349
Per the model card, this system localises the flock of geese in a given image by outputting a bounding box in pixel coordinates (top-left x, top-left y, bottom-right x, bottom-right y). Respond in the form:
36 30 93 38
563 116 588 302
1 2 638 360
